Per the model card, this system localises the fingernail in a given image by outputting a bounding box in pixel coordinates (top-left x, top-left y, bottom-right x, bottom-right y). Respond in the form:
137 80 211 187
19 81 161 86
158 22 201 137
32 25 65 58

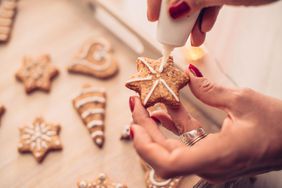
130 126 134 139
169 1 190 19
129 96 135 112
188 64 203 77
151 116 161 124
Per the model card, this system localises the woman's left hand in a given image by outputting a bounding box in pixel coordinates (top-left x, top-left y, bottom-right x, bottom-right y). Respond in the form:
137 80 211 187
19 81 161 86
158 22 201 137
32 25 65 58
128 65 282 183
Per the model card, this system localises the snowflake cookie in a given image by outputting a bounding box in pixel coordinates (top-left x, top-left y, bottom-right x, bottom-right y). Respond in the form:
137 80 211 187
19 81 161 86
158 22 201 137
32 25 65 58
18 117 62 162
126 57 189 108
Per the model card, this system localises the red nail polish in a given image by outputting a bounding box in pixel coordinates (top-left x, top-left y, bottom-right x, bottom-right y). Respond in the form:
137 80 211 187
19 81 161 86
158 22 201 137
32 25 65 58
151 116 161 124
169 1 190 19
129 96 135 112
130 126 134 139
188 64 203 77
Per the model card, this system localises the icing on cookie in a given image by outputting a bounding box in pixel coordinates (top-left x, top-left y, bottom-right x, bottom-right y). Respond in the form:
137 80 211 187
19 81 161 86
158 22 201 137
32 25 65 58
18 118 62 162
73 59 112 72
149 169 172 186
72 86 107 148
81 108 105 119
126 58 179 106
87 120 103 129
75 96 106 108
91 130 104 138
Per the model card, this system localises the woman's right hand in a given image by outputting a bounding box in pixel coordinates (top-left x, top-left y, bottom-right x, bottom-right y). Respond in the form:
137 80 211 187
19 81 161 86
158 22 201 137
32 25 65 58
147 0 279 46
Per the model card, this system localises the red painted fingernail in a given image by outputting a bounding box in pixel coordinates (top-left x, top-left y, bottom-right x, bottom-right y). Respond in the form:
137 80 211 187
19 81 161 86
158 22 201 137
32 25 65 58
169 1 190 19
188 64 203 77
151 116 161 124
130 126 134 139
129 96 135 112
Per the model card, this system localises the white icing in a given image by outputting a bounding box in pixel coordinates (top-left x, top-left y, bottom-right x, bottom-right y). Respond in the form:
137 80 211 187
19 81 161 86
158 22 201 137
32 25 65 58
81 108 105 119
87 120 103 129
159 79 179 102
125 76 152 84
149 169 172 186
128 57 180 105
79 39 111 59
20 122 59 152
144 79 159 105
72 59 112 72
75 96 106 108
91 130 104 138
138 57 157 74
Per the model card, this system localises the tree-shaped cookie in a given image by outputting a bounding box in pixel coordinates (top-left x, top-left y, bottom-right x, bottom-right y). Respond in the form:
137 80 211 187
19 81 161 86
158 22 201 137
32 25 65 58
0 0 17 42
68 38 119 79
72 85 106 148
126 57 189 108
18 117 62 162
15 55 59 94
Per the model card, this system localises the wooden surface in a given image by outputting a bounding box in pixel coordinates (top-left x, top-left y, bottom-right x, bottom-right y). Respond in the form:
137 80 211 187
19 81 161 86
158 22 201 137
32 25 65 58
0 0 217 187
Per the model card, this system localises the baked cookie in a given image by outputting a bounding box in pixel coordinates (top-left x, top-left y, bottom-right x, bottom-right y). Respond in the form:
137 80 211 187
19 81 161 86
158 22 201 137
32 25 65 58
125 57 189 108
142 161 182 188
0 0 17 42
120 124 131 141
15 55 59 94
68 38 119 79
72 85 106 148
0 104 5 122
77 173 128 188
18 117 62 163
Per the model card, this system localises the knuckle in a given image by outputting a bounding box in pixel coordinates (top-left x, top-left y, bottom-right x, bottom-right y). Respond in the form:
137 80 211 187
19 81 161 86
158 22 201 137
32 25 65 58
231 88 254 106
199 78 215 93
155 165 174 179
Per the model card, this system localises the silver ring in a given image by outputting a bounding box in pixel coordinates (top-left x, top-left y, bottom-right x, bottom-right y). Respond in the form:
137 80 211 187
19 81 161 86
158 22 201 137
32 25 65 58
180 128 208 146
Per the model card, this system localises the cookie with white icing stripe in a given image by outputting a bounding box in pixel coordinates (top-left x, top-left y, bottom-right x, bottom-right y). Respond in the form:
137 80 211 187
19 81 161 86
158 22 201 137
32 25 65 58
126 57 189 108
68 38 119 79
15 55 59 94
0 0 17 42
18 117 62 163
141 161 182 188
77 173 128 188
72 85 106 148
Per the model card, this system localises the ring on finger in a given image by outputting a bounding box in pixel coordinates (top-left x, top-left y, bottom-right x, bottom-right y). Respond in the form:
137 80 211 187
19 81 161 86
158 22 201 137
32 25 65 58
180 127 208 146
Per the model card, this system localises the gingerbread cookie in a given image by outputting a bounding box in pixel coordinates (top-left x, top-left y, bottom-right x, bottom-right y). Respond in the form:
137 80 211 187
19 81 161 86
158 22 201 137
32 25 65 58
15 55 59 94
0 104 5 122
0 0 17 42
18 117 62 162
72 85 106 148
120 125 131 141
126 57 189 108
68 38 119 79
142 161 182 188
77 173 128 188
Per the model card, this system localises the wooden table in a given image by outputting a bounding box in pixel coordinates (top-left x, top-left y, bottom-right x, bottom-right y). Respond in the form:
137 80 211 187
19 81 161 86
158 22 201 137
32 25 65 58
0 0 217 187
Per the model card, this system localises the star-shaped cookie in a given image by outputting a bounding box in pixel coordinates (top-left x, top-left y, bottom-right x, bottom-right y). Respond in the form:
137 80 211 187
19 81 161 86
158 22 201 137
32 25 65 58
77 173 128 188
18 117 62 163
126 57 189 108
15 55 59 94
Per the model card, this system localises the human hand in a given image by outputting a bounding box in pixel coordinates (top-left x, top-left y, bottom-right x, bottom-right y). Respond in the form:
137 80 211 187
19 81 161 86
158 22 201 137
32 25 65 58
129 64 282 183
147 0 278 46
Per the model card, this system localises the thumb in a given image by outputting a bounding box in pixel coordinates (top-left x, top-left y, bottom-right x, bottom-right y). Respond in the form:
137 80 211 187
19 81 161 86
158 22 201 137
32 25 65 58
186 64 237 111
